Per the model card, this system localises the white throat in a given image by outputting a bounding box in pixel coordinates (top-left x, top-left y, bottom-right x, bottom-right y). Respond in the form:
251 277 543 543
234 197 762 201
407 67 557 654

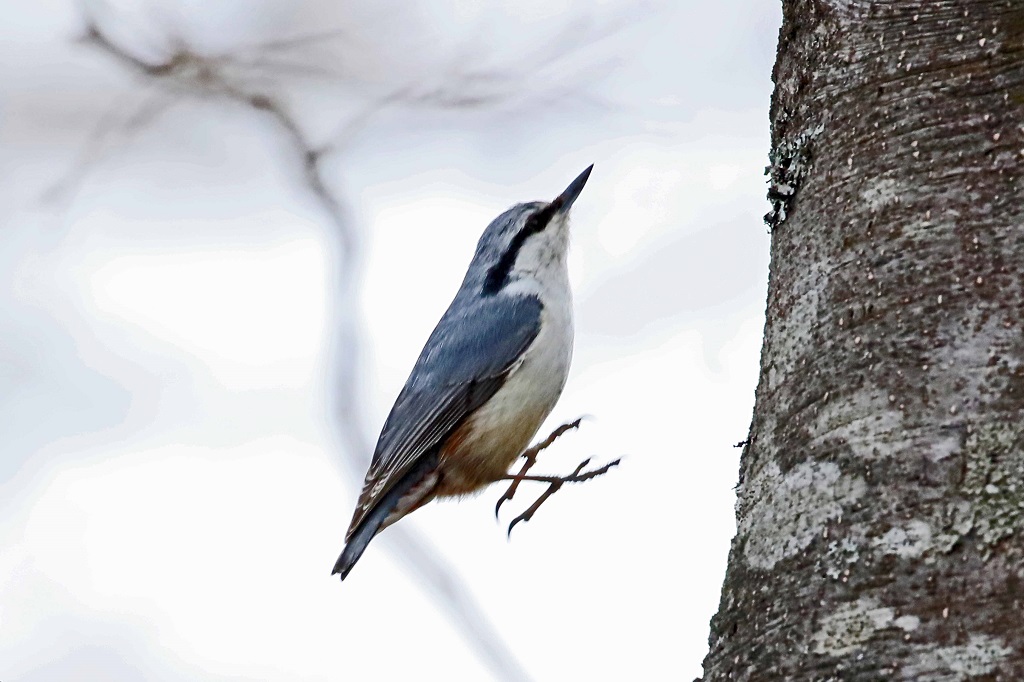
506 212 571 294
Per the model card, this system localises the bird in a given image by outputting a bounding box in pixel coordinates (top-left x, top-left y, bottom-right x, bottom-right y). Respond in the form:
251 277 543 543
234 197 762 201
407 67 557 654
333 165 593 580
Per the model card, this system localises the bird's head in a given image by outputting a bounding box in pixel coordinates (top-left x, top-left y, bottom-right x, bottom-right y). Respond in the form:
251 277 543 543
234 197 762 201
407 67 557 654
469 165 593 296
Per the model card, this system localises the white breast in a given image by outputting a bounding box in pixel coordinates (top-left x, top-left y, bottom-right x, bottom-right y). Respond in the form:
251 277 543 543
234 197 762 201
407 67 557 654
494 285 574 425
491 264 575 435
437 272 574 494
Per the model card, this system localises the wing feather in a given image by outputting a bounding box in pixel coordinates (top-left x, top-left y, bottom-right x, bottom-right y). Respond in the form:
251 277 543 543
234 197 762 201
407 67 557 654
345 293 542 539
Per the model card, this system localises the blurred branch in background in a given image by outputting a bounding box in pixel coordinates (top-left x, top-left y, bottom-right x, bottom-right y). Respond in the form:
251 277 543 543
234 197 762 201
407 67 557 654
64 1 638 678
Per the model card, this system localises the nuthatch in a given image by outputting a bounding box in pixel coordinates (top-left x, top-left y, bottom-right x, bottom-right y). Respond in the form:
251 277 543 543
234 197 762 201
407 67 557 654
333 166 593 580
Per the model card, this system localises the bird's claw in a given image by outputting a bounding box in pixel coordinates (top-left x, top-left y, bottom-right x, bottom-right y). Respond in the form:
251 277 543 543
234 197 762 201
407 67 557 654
494 454 536 518
501 456 621 537
494 418 582 519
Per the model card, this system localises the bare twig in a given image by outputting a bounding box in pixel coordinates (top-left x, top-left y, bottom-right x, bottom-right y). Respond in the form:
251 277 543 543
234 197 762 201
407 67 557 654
41 85 176 205
384 525 532 682
73 6 639 675
76 18 528 681
232 27 352 55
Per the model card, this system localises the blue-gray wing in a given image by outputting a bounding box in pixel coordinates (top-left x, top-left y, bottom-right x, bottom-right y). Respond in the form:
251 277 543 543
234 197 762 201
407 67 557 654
345 293 543 539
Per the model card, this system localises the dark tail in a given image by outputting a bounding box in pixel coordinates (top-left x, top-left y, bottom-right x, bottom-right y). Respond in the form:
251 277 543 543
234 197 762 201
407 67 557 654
332 453 437 581
332 495 394 580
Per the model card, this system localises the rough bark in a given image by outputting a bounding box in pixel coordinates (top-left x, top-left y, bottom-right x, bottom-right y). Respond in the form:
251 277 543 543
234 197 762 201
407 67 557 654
702 1 1024 680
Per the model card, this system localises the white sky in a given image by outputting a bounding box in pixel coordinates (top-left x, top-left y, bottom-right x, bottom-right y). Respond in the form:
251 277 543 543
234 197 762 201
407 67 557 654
0 1 780 679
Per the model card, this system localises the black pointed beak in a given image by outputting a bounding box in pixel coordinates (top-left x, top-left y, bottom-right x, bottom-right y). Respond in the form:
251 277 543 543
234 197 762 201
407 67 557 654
552 164 593 214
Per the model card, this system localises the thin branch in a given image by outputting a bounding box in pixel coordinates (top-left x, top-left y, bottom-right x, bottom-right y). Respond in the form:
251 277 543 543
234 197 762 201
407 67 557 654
72 8 638 674
384 526 532 682
41 85 176 205
232 27 352 55
216 53 354 83
77 18 526 682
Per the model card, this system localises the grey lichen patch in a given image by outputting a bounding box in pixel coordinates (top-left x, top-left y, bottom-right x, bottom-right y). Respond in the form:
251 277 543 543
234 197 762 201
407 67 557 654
904 634 1013 680
739 460 866 570
894 615 921 632
932 499 976 554
867 503 973 565
822 533 863 580
812 597 916 656
808 390 907 460
959 421 1024 554
929 429 964 465
873 520 933 560
764 122 825 230
861 177 900 212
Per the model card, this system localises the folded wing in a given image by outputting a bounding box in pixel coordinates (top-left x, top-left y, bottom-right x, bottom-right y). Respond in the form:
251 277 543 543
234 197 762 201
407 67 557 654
344 293 543 541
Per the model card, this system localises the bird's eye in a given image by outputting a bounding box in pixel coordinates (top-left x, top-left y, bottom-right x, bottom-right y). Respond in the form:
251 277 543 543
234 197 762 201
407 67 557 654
482 204 557 294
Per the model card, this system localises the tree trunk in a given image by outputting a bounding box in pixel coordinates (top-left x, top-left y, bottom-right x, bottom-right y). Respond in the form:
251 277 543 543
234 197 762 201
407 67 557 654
702 1 1024 679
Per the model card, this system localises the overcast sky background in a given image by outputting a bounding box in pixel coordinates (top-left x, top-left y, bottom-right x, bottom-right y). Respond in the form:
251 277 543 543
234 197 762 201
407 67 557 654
1 1 780 679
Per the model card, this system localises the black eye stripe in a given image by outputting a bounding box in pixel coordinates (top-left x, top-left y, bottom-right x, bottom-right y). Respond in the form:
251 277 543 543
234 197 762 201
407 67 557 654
482 204 557 295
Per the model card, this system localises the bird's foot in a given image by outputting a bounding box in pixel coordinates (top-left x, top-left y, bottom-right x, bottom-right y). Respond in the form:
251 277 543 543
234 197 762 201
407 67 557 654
494 418 582 519
498 456 621 537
